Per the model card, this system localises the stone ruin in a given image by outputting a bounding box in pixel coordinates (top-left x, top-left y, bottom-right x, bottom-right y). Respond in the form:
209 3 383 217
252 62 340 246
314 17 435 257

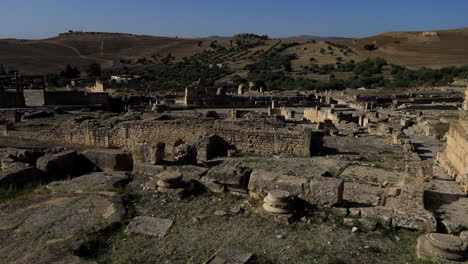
1 83 468 263
438 86 468 194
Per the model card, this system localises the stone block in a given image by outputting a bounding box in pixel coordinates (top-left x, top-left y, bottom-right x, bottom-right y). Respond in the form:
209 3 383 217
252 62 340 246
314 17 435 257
308 176 344 207
248 170 309 199
133 163 165 177
132 142 165 165
393 205 437 233
202 161 252 193
126 216 173 238
0 162 43 187
36 151 83 179
360 206 393 227
205 248 255 264
173 144 198 165
82 149 133 171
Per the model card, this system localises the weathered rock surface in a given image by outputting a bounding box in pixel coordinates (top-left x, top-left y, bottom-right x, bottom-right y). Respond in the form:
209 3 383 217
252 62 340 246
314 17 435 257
126 216 173 238
205 248 255 264
308 176 344 207
0 147 45 165
0 162 43 187
417 233 467 262
202 161 252 193
36 150 84 179
392 174 436 232
173 144 198 165
0 172 128 264
133 163 165 177
82 148 133 171
248 169 308 199
132 142 165 165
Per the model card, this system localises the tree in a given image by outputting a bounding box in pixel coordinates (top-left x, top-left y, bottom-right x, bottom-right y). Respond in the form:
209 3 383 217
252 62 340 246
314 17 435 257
60 64 80 78
363 44 377 51
86 63 101 77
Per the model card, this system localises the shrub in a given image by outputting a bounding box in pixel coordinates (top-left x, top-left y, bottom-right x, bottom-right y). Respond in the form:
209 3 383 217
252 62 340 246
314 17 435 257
363 44 377 51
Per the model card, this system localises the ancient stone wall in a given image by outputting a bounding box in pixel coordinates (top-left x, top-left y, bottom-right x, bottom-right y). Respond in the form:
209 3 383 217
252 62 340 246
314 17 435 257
7 118 318 156
304 107 339 124
438 87 468 193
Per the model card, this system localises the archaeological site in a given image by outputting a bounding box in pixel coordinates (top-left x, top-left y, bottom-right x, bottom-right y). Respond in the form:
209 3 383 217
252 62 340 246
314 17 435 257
1 2 468 263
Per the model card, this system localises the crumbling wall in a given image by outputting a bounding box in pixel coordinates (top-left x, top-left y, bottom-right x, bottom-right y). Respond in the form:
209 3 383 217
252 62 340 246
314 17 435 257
438 87 468 193
304 107 340 124
7 118 318 156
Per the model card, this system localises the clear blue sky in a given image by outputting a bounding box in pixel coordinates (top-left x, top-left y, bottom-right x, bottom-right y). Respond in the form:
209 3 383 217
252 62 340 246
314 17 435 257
1 0 467 39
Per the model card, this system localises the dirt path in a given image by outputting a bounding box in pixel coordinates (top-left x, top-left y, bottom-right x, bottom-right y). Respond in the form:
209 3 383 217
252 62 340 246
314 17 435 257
34 40 114 68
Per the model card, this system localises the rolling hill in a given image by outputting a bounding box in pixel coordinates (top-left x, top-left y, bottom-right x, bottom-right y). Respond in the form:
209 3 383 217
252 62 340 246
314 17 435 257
1 28 468 75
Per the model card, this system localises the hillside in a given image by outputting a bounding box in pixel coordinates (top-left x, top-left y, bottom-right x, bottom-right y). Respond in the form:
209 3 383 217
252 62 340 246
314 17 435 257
1 28 468 76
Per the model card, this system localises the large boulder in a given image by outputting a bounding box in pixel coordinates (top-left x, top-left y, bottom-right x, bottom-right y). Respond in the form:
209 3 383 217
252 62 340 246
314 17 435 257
36 151 84 179
82 149 133 171
248 169 309 199
201 161 252 193
132 142 165 165
308 176 344 207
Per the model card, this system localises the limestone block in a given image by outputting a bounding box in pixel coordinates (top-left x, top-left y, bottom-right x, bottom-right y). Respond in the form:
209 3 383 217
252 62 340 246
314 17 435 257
0 162 43 187
205 248 255 264
132 142 165 165
392 205 437 233
133 163 165 177
308 176 344 207
248 170 309 199
82 149 133 172
36 151 82 179
173 144 198 165
174 165 208 181
360 206 393 227
126 216 173 238
202 161 252 192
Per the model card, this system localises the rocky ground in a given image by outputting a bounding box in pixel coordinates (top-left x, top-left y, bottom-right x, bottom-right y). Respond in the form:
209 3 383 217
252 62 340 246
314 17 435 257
0 128 465 263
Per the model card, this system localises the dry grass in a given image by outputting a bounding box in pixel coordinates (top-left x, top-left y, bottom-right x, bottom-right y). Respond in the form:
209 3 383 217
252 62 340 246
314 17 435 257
2 28 468 75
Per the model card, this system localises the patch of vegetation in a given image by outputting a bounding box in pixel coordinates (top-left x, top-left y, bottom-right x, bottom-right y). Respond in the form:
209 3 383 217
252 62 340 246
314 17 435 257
0 182 46 203
433 122 451 135
364 44 378 51
325 41 347 50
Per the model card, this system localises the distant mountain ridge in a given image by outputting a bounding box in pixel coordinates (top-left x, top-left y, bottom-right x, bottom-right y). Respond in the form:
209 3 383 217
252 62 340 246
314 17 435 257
198 35 354 41
280 35 355 41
